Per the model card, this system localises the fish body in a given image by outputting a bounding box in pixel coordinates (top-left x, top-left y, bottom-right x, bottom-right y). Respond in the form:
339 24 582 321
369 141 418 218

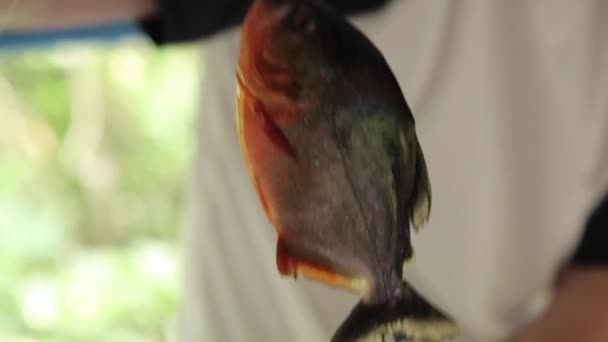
236 0 457 340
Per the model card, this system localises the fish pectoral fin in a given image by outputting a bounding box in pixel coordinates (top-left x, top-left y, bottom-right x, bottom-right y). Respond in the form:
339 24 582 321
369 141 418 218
254 100 298 159
276 238 368 294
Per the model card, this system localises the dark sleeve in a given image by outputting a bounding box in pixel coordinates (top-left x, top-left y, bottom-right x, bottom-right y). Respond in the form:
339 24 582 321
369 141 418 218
570 192 608 265
140 0 391 45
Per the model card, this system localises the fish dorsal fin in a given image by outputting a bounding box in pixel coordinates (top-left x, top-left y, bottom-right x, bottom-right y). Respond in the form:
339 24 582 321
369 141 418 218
410 139 431 231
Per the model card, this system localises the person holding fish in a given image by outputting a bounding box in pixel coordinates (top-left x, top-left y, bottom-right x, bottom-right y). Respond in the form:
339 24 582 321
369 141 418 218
4 0 608 341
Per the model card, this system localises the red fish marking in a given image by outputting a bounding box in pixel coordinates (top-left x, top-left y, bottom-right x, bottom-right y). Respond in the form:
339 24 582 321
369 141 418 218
276 237 361 291
254 100 298 160
237 70 298 160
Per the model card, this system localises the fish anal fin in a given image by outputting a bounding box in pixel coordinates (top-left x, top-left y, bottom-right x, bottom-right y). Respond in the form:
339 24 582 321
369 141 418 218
276 238 368 294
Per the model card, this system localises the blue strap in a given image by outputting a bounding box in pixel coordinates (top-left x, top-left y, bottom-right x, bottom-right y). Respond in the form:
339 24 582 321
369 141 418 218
0 22 142 49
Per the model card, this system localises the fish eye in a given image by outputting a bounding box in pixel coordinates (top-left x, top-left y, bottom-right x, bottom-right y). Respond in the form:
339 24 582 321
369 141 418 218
285 4 316 34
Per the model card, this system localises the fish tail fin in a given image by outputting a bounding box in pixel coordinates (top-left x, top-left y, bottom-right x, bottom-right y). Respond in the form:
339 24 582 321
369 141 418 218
331 285 458 342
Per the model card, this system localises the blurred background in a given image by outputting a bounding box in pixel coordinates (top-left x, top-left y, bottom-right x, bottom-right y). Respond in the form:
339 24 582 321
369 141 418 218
0 25 201 341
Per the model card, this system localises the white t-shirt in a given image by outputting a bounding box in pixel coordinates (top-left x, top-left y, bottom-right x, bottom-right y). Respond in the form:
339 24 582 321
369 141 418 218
177 1 608 341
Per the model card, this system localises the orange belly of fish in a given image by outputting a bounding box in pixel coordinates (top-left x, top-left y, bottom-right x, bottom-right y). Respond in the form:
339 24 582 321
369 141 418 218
237 87 279 224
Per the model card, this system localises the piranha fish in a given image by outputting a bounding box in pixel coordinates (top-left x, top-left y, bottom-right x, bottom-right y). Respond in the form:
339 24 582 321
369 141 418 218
236 0 458 340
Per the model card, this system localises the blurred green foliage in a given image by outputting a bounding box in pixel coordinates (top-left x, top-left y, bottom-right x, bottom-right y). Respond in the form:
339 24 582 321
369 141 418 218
0 37 201 341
